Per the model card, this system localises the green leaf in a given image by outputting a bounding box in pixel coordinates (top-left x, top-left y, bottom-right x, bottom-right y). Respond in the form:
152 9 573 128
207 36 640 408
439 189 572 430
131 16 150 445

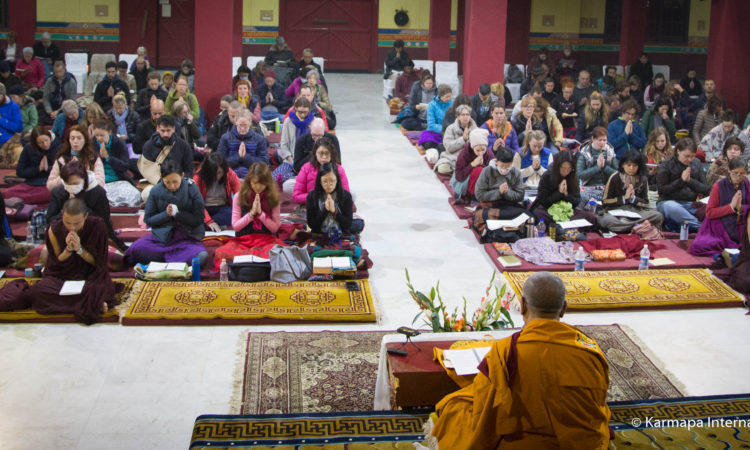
431 313 441 333
412 311 423 325
416 292 433 309
430 286 435 301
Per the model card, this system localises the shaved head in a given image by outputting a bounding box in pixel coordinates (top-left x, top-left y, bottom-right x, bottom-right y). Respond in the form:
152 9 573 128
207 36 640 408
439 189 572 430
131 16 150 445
522 272 566 319
310 117 325 133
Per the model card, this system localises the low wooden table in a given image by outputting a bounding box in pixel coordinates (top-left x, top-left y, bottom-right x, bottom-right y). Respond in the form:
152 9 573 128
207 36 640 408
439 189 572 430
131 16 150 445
385 341 461 409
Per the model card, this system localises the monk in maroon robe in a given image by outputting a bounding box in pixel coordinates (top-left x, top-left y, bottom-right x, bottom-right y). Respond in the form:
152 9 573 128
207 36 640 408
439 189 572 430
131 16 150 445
31 198 118 324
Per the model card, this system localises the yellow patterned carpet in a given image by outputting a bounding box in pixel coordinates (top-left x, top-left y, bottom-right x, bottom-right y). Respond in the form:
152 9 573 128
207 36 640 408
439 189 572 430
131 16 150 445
0 278 138 323
121 280 376 325
190 394 750 449
504 269 745 311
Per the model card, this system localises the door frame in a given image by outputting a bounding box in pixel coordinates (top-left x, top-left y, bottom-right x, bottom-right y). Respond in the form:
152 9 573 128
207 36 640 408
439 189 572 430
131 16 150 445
279 0 379 73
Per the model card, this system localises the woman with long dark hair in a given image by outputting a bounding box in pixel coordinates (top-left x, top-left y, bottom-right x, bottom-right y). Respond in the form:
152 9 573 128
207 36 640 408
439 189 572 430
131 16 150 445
193 152 241 232
4 126 59 203
306 162 353 236
531 150 596 229
46 123 104 191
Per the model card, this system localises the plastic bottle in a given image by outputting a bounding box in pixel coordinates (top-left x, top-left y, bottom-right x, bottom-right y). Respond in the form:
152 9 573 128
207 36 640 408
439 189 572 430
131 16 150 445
574 246 586 272
679 221 689 241
192 257 201 282
219 258 229 281
25 222 34 244
639 244 650 270
536 218 546 238
588 199 597 213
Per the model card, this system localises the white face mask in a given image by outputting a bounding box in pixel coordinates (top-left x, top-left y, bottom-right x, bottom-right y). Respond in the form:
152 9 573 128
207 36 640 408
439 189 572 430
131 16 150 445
497 167 510 176
64 182 84 195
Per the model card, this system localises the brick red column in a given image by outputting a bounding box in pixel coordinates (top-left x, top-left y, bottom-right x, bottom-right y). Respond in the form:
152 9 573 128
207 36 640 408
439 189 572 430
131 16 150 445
707 0 750 119
233 0 243 58
8 0 36 46
505 0 530 65
462 0 507 92
618 0 647 67
428 0 451 63
194 0 233 119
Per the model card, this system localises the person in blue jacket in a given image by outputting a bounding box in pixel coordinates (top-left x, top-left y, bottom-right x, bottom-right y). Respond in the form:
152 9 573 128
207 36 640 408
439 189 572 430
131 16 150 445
0 81 23 146
417 84 453 151
607 99 646 159
217 109 268 179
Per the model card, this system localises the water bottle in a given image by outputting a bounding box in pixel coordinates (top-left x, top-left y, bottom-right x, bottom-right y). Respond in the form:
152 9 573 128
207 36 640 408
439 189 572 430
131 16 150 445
679 221 689 241
536 218 546 238
192 257 201 281
588 199 597 214
219 258 229 281
25 222 34 244
639 244 650 270
574 246 586 272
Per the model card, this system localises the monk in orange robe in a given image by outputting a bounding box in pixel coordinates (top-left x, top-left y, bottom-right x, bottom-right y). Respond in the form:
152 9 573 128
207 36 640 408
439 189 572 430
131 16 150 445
428 272 611 449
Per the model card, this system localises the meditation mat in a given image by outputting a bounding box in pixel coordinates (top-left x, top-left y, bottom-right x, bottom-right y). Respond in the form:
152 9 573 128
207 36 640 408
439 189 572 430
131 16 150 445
504 269 745 310
121 279 376 325
0 277 138 323
234 326 682 415
609 393 750 448
192 394 750 449
190 411 428 449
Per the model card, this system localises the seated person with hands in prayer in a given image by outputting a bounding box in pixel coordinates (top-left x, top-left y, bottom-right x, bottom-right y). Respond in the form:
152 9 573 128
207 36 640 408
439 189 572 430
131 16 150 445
428 271 610 449
450 128 494 203
474 146 525 211
306 162 354 238
656 137 710 232
512 130 552 189
293 136 350 205
30 198 119 325
531 150 596 229
598 149 664 233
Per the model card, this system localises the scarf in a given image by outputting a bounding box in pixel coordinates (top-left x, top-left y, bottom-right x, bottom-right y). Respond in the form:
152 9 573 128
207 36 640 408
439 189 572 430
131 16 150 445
247 190 271 231
237 95 250 109
113 107 128 136
718 178 750 242
290 110 314 140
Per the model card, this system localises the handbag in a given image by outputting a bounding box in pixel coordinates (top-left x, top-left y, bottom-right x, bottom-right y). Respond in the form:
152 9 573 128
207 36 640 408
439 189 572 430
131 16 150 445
137 144 173 185
632 219 663 241
269 244 312 283
228 262 271 282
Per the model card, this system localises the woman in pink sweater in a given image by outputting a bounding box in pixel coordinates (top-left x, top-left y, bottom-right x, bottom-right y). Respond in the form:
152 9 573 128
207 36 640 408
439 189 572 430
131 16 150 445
292 136 349 204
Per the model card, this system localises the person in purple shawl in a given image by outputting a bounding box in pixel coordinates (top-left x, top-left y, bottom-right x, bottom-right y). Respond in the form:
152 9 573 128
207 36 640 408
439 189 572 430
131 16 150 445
30 198 118 324
125 159 207 266
690 158 750 257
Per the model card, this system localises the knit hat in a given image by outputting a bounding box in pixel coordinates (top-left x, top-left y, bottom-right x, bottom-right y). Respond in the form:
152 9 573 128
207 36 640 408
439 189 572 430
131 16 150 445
162 70 174 80
0 61 9 73
265 69 277 80
469 128 489 147
8 84 23 96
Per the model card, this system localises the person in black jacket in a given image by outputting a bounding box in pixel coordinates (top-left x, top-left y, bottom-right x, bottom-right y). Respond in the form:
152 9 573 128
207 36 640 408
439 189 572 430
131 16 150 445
93 62 130 113
257 70 289 122
656 138 711 232
46 160 126 251
384 39 410 79
129 56 152 93
3 126 59 204
306 162 353 236
92 121 142 207
531 150 596 230
110 93 140 144
206 101 240 152
469 84 497 129
293 117 340 173
142 115 194 178
135 72 168 120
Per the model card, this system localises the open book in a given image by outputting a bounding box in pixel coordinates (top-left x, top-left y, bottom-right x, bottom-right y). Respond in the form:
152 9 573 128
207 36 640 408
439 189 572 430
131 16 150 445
556 219 593 229
442 346 492 376
313 256 354 274
608 209 642 219
205 230 236 237
232 254 270 264
147 262 188 273
486 213 530 231
60 280 85 296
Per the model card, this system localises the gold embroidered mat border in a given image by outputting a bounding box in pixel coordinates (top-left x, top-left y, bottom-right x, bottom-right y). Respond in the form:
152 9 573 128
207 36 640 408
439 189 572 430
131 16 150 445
121 279 376 325
504 269 745 310
0 278 137 323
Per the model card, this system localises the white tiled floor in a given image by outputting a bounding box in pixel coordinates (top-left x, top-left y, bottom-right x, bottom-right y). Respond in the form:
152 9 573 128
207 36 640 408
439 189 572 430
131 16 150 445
0 74 748 450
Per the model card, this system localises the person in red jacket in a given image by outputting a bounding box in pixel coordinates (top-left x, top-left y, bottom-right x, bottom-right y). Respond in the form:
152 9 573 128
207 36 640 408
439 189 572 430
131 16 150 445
192 152 241 232
15 47 44 89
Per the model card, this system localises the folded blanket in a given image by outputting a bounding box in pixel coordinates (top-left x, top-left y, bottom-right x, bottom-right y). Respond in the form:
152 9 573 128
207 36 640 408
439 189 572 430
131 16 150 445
579 235 665 259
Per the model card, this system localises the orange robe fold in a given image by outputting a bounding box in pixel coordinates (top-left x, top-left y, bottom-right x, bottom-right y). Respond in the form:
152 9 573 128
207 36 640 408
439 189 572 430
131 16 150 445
431 319 611 450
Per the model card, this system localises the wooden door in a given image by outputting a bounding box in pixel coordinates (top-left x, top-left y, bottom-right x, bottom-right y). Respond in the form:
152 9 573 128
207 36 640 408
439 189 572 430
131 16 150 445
119 0 158 57
281 0 377 71
156 0 195 66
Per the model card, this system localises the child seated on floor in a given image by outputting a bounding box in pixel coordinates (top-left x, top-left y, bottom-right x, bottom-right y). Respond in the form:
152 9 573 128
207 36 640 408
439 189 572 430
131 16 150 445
213 162 285 266
193 152 242 232
125 160 207 266
598 149 664 233
292 136 350 205
531 150 596 232
450 128 494 203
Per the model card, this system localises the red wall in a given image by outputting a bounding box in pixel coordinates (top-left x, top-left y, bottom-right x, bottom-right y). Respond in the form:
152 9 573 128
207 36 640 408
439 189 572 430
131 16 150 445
194 0 233 118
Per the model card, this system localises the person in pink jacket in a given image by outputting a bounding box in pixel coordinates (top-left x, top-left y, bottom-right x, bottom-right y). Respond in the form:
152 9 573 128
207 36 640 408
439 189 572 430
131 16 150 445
15 47 44 89
292 136 349 204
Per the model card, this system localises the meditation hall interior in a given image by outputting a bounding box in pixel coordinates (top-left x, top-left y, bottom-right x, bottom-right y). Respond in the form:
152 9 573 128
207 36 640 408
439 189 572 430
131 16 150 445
0 0 749 448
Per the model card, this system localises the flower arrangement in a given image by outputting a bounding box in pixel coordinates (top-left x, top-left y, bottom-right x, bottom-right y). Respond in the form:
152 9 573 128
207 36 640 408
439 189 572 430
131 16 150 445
405 268 515 332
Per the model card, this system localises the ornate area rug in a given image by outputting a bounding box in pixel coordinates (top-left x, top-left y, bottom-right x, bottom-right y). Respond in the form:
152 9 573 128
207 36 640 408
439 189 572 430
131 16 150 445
504 269 745 310
0 278 138 323
192 394 750 449
121 280 376 325
234 326 682 415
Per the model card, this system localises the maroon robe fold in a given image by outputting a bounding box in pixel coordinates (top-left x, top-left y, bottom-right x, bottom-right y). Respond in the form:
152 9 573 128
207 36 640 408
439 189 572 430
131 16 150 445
31 215 117 324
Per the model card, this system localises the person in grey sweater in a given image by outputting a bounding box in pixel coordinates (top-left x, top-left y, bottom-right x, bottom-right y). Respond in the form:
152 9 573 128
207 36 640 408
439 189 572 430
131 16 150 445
474 146 525 205
42 61 77 120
